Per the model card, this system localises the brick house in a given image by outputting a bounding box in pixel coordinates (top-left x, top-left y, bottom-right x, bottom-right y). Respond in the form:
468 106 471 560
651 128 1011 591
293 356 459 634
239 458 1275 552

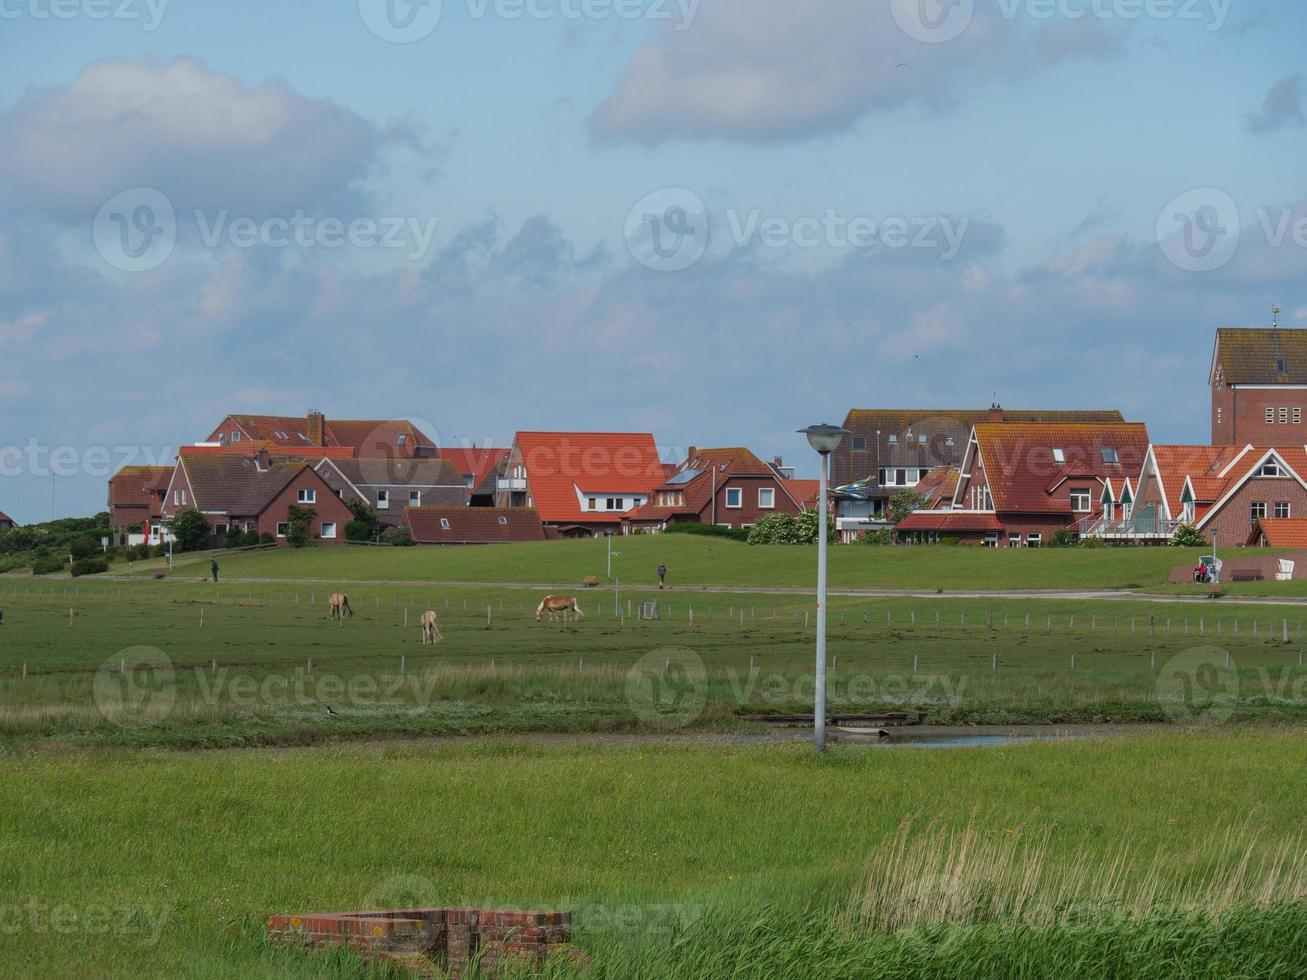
107 466 173 539
403 506 547 544
1248 518 1307 548
204 411 438 458
897 421 1150 546
0 511 15 532
831 406 1127 537
1211 326 1307 446
160 447 354 545
1133 444 1307 548
497 432 665 537
313 458 468 528
624 447 809 532
438 446 511 505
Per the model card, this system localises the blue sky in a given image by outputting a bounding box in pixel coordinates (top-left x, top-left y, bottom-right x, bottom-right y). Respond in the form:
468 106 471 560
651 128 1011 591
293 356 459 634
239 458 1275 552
1 0 1305 520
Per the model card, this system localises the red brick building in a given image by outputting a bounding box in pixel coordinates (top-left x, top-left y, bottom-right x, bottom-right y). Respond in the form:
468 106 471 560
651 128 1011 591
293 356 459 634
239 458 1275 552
160 447 354 545
897 421 1150 546
107 466 173 540
497 431 665 537
1211 327 1307 446
624 446 808 532
0 511 15 532
1135 444 1307 548
313 457 468 528
438 446 511 505
404 506 546 544
204 412 438 458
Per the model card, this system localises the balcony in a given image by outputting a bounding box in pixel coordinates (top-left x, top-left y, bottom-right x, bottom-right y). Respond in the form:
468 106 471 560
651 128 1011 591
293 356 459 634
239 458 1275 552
1075 513 1179 541
496 477 527 493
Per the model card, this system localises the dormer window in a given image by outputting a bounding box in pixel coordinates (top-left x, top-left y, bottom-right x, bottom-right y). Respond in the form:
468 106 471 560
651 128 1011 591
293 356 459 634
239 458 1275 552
1260 461 1283 478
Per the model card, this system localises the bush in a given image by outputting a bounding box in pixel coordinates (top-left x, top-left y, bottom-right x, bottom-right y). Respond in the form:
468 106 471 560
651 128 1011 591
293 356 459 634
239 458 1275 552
346 520 376 542
69 537 99 560
286 505 315 548
71 557 109 577
126 544 152 561
31 557 65 575
171 509 212 553
260 532 275 545
1048 529 1078 549
861 529 894 545
150 544 169 559
383 528 416 547
747 510 834 546
1171 523 1208 547
663 523 750 542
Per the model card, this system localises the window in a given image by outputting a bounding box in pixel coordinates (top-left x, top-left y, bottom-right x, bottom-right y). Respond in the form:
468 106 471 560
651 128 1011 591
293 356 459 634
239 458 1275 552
231 431 241 442
396 434 408 446
1297 409 1303 425
1267 407 1275 424
1276 502 1291 519
1070 489 1092 513
498 516 508 525
297 488 316 504
1183 501 1195 524
217 433 227 445
1052 448 1066 463
888 434 898 444
1008 535 1022 548
465 475 475 487
377 490 389 508
440 518 450 529
606 497 621 510
275 522 289 538
1281 407 1290 424
918 434 927 445
1100 448 1119 464
215 523 228 537
945 437 955 447
1217 407 1223 425
409 490 421 506
1260 461 1282 477
588 498 597 511
1027 533 1042 549
725 487 743 508
759 488 776 509
334 489 343 498
320 522 337 540
896 469 907 486
983 532 999 548
1278 359 1287 372
851 437 867 451
1251 501 1267 527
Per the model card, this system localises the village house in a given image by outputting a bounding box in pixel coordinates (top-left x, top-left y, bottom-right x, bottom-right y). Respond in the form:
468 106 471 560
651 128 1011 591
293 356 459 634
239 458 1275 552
497 431 666 537
159 446 354 545
107 466 173 543
0 511 15 532
403 506 547 545
438 446 511 505
896 420 1150 546
1129 443 1307 547
1210 326 1307 446
203 411 438 458
830 406 1127 538
624 447 809 532
313 457 469 528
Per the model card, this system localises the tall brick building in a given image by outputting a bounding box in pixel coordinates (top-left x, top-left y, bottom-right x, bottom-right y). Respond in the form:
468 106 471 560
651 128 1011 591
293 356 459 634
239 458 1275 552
1211 327 1307 445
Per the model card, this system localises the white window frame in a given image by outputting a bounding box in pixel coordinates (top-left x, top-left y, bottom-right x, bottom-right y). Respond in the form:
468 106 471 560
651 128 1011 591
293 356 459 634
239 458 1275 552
1275 501 1291 519
275 522 289 539
1267 407 1275 424
983 532 999 549
498 516 508 525
725 487 743 509
758 488 776 510
320 522 337 540
1070 489 1092 513
1281 407 1290 424
297 488 316 504
1027 533 1042 548
1008 535 1022 548
409 490 422 507
440 518 451 529
377 489 390 509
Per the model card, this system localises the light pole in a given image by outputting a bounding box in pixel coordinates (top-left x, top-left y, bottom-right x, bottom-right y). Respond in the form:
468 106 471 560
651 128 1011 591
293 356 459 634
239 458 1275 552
800 423 850 754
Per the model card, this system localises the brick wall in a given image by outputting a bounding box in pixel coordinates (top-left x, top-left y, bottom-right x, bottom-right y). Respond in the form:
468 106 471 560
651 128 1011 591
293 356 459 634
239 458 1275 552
1200 475 1307 547
1215 385 1307 446
705 476 802 528
268 906 576 979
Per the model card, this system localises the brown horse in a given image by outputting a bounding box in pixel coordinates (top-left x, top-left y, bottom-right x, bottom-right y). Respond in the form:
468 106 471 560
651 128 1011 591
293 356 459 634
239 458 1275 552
419 609 442 645
536 595 583 624
328 593 353 625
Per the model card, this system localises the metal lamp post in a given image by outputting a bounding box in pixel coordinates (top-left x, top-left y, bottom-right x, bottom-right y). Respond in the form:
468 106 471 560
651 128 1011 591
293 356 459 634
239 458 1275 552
800 423 851 753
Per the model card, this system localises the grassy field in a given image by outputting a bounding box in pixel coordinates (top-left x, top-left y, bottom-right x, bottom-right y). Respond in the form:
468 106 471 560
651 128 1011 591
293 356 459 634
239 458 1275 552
2 577 1307 748
3 732 1307 977
126 536 1233 592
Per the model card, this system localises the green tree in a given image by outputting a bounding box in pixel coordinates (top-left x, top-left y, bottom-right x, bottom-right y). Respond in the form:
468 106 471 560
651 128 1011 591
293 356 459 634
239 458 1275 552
286 505 315 548
887 490 929 525
170 509 212 553
1171 523 1208 547
346 499 381 540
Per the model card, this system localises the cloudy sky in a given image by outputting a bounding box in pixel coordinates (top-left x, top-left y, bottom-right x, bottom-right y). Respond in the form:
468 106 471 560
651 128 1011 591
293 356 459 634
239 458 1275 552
1 0 1305 520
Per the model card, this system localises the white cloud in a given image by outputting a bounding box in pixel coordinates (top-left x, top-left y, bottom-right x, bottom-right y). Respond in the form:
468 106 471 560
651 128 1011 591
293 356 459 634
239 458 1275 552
0 57 405 220
591 0 1122 142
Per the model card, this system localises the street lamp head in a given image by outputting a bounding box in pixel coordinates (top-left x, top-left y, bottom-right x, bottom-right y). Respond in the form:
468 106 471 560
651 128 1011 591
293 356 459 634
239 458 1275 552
799 424 851 455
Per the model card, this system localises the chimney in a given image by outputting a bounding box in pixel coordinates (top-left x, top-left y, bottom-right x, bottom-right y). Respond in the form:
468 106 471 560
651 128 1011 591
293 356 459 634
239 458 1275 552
986 403 1004 423
773 456 783 468
307 410 325 447
687 446 698 463
255 446 271 471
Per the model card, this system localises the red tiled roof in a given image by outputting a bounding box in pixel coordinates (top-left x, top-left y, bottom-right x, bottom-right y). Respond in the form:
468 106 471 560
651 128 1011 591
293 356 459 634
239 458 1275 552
973 422 1150 514
439 448 510 493
404 507 546 544
786 479 820 507
514 431 665 524
896 512 1003 532
1248 518 1307 548
631 447 795 521
108 466 173 509
912 468 959 508
218 415 436 456
1147 444 1307 527
0 511 15 525
175 456 316 517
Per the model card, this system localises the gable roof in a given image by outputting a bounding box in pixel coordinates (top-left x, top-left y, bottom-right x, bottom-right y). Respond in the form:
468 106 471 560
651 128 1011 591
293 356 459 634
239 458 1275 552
913 467 960 508
439 447 510 494
404 507 546 544
785 479 820 508
1248 518 1307 549
0 511 14 526
108 466 174 509
1212 328 1307 385
513 431 665 523
176 455 321 517
1144 444 1307 527
217 415 436 455
626 446 801 522
968 421 1151 514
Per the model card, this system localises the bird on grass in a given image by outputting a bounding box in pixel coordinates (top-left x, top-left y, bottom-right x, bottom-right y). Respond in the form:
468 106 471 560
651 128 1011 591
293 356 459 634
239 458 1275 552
324 704 339 717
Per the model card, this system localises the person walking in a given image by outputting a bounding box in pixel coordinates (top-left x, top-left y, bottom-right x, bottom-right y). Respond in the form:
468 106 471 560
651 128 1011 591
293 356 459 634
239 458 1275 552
211 559 219 584
657 562 667 590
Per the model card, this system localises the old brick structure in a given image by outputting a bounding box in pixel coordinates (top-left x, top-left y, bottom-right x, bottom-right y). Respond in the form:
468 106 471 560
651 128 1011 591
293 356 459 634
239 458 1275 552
1211 327 1307 446
267 906 575 978
403 506 547 544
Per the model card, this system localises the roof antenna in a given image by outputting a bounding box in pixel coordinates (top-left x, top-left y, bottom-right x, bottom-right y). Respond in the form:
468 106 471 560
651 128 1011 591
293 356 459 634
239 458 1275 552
1273 305 1281 329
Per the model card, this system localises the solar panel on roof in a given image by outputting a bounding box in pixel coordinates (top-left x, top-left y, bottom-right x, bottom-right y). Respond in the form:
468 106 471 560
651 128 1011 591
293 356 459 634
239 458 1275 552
666 468 702 485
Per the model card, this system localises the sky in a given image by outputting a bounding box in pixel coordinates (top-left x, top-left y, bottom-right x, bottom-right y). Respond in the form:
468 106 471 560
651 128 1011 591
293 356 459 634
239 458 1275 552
1 0 1305 521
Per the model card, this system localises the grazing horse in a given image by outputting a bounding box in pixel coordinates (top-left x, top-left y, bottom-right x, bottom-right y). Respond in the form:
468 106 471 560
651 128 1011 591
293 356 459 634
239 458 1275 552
536 595 583 624
419 609 442 645
328 592 353 624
